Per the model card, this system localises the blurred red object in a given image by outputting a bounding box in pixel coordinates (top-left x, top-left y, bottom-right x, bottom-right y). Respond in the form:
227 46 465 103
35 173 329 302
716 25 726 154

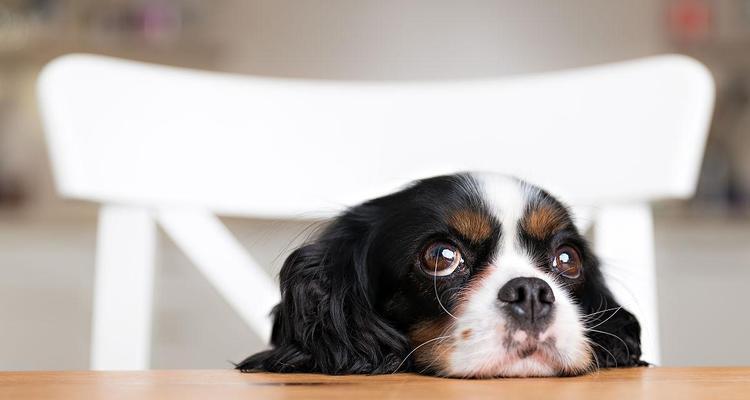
667 0 713 43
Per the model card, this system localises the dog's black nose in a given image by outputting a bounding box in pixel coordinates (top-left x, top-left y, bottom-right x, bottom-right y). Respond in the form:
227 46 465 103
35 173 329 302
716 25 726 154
498 277 555 328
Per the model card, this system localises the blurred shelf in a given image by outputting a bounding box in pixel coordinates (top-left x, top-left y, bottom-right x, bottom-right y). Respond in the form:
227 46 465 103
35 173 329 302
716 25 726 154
0 1 222 70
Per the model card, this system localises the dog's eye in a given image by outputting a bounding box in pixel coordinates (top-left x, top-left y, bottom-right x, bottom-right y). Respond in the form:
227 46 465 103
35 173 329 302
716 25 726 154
552 246 582 279
421 242 464 276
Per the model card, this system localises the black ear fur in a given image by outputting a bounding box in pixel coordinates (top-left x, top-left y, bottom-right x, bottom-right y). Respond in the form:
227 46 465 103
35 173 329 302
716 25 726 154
580 266 648 368
236 209 410 374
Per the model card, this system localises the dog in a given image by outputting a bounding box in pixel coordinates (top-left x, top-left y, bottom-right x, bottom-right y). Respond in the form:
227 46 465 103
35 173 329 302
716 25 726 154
237 173 646 377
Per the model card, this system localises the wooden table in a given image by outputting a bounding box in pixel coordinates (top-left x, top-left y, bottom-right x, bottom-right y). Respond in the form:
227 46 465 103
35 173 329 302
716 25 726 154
1 368 749 399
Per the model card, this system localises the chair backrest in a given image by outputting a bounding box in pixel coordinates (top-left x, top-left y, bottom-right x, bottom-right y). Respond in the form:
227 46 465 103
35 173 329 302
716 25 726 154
38 54 714 218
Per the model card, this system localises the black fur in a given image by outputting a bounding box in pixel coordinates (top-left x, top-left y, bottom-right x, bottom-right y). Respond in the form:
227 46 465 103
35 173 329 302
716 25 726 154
236 213 410 373
579 269 648 368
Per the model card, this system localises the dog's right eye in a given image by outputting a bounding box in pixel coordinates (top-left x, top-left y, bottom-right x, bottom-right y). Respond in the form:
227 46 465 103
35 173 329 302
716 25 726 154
552 245 582 279
421 242 464 276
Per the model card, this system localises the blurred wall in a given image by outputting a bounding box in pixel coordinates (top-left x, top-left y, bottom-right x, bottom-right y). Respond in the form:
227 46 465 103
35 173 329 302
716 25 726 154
210 0 665 79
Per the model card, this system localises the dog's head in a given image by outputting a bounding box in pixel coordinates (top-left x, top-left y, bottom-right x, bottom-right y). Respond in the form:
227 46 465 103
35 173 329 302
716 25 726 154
238 173 645 377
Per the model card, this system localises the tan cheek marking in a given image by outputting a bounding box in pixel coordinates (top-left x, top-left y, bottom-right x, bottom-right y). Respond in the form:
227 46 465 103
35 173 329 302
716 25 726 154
409 317 454 372
524 206 567 240
449 210 493 243
409 265 496 373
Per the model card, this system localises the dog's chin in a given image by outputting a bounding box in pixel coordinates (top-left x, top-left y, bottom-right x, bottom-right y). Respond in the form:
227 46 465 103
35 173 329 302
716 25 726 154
502 341 593 378
431 332 594 378
438 352 590 378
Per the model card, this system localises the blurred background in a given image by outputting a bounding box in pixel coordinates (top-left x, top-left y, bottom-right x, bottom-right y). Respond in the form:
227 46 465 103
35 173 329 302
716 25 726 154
1 0 749 370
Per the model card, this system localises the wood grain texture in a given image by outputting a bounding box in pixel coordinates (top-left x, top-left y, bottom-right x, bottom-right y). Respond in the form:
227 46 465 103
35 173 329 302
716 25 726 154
1 368 749 400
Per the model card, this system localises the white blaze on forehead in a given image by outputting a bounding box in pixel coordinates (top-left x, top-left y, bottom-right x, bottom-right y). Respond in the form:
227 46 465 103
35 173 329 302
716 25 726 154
472 173 526 256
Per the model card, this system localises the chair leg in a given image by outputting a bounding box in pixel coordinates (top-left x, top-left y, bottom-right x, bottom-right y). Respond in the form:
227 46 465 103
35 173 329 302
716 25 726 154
157 209 279 344
594 203 661 364
91 205 156 370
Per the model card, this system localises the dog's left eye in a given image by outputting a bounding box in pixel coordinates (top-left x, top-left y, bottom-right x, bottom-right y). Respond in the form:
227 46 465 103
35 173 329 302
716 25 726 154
421 242 464 276
552 246 582 279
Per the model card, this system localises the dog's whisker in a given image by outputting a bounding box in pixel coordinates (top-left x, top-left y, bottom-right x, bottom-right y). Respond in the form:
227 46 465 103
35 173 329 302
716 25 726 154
580 306 623 320
392 335 453 374
586 338 618 368
586 328 631 362
583 338 602 374
434 259 459 321
584 307 622 329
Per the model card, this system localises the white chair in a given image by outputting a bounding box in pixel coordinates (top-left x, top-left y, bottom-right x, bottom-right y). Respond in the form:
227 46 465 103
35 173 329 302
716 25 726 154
37 53 714 370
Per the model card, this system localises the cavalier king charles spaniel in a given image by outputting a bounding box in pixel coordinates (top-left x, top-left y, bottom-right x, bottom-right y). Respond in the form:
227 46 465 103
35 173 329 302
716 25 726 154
237 173 646 377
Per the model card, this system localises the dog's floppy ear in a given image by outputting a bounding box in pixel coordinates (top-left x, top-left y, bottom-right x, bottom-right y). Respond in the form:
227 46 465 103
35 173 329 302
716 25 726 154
580 255 648 368
236 206 410 374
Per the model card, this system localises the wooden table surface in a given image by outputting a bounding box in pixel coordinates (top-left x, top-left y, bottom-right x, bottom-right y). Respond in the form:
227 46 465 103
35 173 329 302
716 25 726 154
1 368 749 400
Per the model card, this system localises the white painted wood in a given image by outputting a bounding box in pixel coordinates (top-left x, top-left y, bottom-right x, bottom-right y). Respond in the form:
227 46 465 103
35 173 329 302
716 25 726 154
91 205 156 370
594 204 660 364
38 54 714 217
157 209 280 344
37 53 714 369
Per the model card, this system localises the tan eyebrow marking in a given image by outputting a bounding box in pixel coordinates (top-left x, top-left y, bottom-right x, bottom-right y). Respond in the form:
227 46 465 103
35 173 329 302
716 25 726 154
448 210 493 243
523 205 568 240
